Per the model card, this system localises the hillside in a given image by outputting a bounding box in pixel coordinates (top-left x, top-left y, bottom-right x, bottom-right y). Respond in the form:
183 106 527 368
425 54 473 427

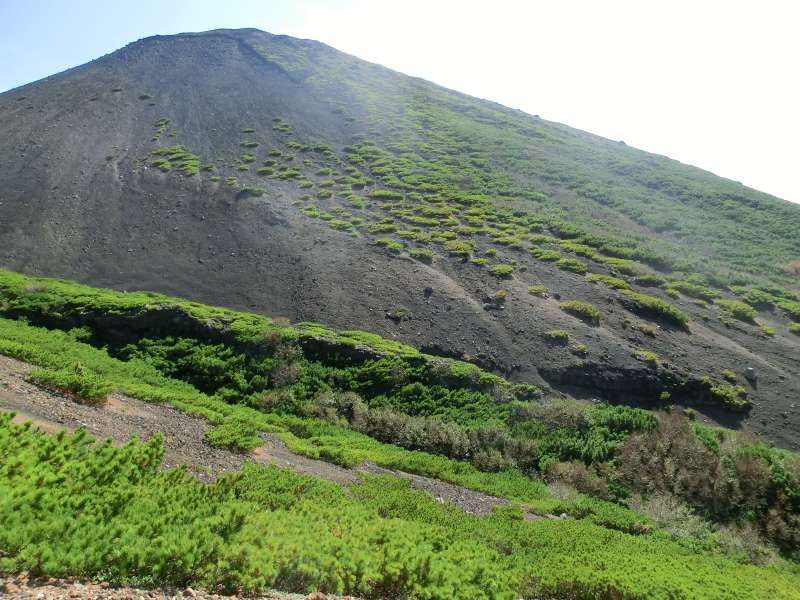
0 27 798 448
0 270 799 599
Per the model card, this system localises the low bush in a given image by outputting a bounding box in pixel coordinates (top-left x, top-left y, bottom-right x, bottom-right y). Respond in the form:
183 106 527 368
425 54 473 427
239 186 266 198
444 239 474 256
587 274 630 290
759 324 776 336
633 350 658 366
543 330 570 344
664 281 719 302
27 363 112 405
374 238 404 254
709 383 750 411
618 290 689 327
528 284 549 297
530 248 561 262
560 301 601 325
489 264 514 278
205 416 262 451
410 248 434 263
556 258 588 275
716 299 758 323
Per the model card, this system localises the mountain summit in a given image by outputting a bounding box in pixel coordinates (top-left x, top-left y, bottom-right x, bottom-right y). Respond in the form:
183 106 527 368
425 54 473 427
0 28 798 446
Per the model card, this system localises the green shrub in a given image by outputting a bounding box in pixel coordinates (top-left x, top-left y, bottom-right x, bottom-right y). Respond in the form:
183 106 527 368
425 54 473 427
555 258 587 275
777 300 800 322
560 301 601 325
28 364 112 405
587 274 630 290
489 264 514 278
709 383 750 411
148 145 201 176
633 350 658 366
789 323 800 334
571 343 589 356
530 248 561 262
444 240 474 256
543 330 570 344
716 299 757 323
375 238 404 254
664 281 719 302
205 417 262 451
721 369 737 382
239 186 266 198
618 290 689 326
470 257 488 266
329 219 353 231
528 284 549 297
759 324 776 337
410 248 434 263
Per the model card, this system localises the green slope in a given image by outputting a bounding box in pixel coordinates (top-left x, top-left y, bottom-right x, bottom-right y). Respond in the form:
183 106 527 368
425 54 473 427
250 30 800 287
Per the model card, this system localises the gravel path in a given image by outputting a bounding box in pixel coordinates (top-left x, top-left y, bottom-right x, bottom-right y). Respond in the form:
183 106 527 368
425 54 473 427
0 354 529 516
0 574 341 599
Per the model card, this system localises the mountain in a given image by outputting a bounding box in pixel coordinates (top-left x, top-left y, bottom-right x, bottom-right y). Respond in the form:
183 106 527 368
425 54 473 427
0 28 798 448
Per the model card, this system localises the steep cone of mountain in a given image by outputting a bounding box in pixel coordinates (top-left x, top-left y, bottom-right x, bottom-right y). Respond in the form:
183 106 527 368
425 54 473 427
1 28 798 447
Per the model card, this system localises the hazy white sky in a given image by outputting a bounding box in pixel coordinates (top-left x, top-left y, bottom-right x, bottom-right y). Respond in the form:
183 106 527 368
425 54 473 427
2 0 798 203
284 1 800 204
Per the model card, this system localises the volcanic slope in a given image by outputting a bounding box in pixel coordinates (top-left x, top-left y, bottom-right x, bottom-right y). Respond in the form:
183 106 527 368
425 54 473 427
0 28 798 446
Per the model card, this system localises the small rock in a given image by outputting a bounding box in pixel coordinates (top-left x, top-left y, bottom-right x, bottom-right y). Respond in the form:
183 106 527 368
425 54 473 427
4 583 21 594
306 593 327 600
744 367 757 381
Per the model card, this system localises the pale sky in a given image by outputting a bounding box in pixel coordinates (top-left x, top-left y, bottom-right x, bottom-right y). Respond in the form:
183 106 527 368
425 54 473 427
2 0 798 203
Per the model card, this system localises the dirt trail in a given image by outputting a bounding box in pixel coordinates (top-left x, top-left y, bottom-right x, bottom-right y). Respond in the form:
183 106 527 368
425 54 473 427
0 354 520 516
0 574 333 600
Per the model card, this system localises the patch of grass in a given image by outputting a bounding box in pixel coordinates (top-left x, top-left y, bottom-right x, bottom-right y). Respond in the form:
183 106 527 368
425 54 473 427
527 284 549 297
410 248 434 263
530 248 561 262
716 299 758 323
587 274 630 290
329 219 353 231
543 330 570 344
444 240 474 256
633 350 658 366
148 145 201 176
560 301 601 325
239 187 266 198
375 238 404 254
27 363 112 406
709 383 750 411
489 264 514 278
618 290 689 327
555 258 587 275
205 416 262 451
664 281 719 302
